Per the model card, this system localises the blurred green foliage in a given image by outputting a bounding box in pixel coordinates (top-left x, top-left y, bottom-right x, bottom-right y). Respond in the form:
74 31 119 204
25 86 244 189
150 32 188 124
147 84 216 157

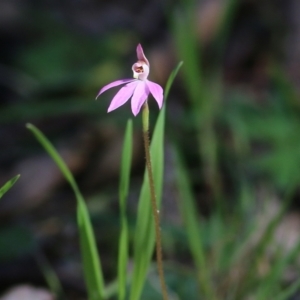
1 0 300 299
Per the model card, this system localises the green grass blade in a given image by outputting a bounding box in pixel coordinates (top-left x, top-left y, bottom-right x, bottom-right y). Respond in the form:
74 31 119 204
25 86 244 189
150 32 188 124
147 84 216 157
239 190 294 297
130 102 165 300
26 123 105 300
172 11 203 109
129 62 183 300
274 277 300 300
118 120 133 300
164 61 183 101
173 7 224 210
173 147 217 300
0 174 20 199
213 0 239 62
36 252 65 299
256 239 300 299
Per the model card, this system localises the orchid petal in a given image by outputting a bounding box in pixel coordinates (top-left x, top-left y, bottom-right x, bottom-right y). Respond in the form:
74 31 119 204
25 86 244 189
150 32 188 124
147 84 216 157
96 79 135 99
146 80 164 109
107 81 138 113
131 81 150 116
136 44 149 66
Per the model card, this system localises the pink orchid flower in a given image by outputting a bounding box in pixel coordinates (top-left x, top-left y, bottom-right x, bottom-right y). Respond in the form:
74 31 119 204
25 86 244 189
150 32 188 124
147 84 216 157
96 44 164 116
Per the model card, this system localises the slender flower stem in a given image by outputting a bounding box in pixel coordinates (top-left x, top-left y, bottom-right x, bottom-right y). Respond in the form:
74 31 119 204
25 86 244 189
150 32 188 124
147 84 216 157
142 102 168 300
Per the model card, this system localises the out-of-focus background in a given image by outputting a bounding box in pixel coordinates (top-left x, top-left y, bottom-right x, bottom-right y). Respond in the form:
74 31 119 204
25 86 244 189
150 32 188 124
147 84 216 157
1 0 300 299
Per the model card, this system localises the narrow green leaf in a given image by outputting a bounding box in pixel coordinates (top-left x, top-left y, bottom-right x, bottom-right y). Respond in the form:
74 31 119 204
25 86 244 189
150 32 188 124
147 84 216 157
130 102 165 300
172 11 203 109
129 62 183 300
164 61 183 102
118 120 133 300
26 123 105 300
213 0 239 62
173 148 217 300
256 239 300 299
0 174 20 199
36 252 65 299
241 189 294 296
274 277 300 300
